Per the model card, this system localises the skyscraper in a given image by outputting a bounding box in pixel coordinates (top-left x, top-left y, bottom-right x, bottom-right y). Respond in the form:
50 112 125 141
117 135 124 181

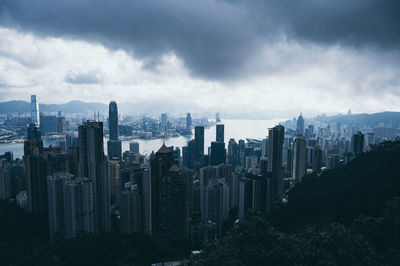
292 136 307 183
78 120 110 233
109 101 118 141
159 163 188 239
30 95 40 125
267 125 285 206
129 141 140 154
27 123 41 141
47 172 73 241
216 124 224 143
195 126 204 157
108 101 122 160
24 130 46 213
108 161 119 198
194 126 205 169
216 112 221 123
312 145 322 173
296 113 304 136
64 177 95 239
150 144 175 236
352 132 365 157
210 142 226 166
227 139 239 167
160 113 168 133
186 113 192 129
120 183 142 234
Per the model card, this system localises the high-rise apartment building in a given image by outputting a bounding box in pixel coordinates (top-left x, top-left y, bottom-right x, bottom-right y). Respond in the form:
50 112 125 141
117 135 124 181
47 172 73 241
159 163 188 239
120 183 142 234
78 120 110 233
150 144 175 236
292 136 307 183
312 145 322 173
267 125 285 206
64 177 95 239
351 132 365 157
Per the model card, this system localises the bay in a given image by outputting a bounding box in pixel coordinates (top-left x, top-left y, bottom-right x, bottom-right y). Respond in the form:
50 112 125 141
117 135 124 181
0 119 281 159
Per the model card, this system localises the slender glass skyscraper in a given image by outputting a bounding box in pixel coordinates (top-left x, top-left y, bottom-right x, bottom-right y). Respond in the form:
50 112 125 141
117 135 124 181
109 101 118 141
30 95 40 125
216 124 224 143
107 101 122 160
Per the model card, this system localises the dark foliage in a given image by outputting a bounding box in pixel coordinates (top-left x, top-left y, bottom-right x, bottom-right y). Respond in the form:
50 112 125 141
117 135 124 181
0 200 190 265
192 141 400 265
272 141 400 231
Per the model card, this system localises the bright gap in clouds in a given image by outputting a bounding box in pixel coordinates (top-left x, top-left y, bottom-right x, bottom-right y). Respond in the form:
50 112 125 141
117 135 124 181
0 26 399 117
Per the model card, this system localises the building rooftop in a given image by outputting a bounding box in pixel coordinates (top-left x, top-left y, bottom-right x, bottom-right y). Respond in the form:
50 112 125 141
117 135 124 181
157 144 171 154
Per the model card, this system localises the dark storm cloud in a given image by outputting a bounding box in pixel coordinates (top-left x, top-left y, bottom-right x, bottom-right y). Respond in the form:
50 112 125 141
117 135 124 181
0 0 399 79
257 0 400 49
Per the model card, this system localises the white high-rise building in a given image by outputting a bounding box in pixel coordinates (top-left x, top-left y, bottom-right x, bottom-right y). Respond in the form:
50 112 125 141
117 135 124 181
30 95 40 125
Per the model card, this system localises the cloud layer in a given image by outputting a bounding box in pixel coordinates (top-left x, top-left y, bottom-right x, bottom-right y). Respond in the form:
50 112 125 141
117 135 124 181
0 1 399 116
2 0 399 79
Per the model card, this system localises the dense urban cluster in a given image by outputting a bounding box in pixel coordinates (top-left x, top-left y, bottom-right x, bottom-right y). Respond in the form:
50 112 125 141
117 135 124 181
0 95 398 252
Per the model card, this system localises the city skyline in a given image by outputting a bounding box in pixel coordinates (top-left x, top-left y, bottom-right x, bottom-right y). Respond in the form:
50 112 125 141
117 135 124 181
1 1 400 264
0 1 400 115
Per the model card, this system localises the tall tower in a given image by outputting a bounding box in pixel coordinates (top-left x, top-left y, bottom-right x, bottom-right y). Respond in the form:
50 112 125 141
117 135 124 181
159 163 188 239
78 120 110 233
216 112 221 123
267 125 285 205
216 124 224 143
63 177 95 239
195 126 204 157
108 101 118 141
47 172 73 241
30 95 40 126
150 144 175 236
296 113 304 136
186 113 192 129
351 132 365 157
292 136 307 183
312 146 322 173
107 101 122 160
160 113 168 133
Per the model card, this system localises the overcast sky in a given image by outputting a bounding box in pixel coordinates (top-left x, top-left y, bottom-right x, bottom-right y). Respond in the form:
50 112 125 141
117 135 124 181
0 0 399 116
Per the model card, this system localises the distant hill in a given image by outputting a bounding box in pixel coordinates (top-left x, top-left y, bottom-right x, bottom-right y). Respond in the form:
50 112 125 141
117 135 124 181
0 100 107 114
315 111 400 128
